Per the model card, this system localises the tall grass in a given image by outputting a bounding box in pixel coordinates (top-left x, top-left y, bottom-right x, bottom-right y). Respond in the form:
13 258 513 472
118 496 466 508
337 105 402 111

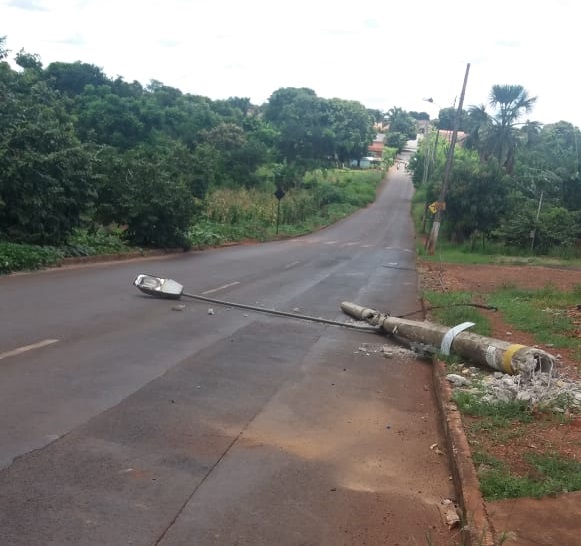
191 169 384 245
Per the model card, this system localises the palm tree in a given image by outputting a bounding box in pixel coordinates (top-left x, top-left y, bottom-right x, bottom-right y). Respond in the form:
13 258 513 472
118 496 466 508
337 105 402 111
485 85 537 173
385 106 403 128
464 104 490 159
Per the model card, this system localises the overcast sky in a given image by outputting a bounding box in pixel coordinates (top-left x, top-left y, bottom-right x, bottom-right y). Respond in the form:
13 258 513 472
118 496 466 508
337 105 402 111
2 0 579 127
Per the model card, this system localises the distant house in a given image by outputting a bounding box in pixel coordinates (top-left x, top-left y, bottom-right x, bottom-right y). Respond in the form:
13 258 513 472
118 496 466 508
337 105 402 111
367 133 385 158
417 119 430 135
436 129 468 146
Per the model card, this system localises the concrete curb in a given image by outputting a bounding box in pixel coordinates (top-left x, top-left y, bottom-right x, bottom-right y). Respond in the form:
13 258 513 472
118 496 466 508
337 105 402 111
433 359 496 546
58 250 174 265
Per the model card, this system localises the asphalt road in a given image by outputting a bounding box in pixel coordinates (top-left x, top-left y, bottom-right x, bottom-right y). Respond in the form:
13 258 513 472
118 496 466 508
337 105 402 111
0 149 455 545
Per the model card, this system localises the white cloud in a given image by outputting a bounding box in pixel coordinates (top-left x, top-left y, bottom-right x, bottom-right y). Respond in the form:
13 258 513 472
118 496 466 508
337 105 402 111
1 0 580 126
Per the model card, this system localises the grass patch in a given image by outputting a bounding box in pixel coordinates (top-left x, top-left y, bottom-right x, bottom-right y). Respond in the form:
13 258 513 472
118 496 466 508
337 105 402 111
474 451 581 500
489 284 581 360
453 391 533 426
416 238 581 268
422 290 492 337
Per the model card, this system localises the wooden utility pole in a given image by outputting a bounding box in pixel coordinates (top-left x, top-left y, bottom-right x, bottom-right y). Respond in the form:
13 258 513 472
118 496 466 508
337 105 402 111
425 63 471 254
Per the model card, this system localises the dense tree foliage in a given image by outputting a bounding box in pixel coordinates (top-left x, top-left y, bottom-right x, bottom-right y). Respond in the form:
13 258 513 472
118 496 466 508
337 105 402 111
263 87 374 174
2 34 579 257
384 106 417 150
411 83 581 254
0 41 377 249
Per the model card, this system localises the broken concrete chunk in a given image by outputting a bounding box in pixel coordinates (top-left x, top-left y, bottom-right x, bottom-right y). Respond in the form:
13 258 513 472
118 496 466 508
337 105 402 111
446 373 470 387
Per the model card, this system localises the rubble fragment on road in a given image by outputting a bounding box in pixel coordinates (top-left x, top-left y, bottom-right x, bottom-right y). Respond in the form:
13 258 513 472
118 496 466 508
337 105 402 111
354 342 418 359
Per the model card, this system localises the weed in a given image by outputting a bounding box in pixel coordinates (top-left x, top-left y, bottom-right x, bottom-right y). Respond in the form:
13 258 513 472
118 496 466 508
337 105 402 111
527 452 581 493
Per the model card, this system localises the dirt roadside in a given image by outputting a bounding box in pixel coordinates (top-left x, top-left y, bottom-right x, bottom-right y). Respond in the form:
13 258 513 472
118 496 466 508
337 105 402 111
420 261 581 546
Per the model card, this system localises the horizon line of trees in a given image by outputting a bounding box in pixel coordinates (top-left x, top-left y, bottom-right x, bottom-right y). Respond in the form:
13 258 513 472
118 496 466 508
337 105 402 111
3 36 579 256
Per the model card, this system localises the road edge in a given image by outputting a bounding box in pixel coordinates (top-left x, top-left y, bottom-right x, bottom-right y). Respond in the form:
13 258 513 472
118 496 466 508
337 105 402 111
433 358 496 546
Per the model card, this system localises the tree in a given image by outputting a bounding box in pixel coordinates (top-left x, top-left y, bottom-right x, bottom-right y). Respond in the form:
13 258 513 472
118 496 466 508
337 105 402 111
408 111 430 121
327 98 374 165
263 87 334 172
367 108 385 125
441 149 510 243
0 76 97 245
192 122 265 188
45 61 109 95
94 139 200 248
464 105 490 158
384 106 403 127
474 84 537 173
437 107 463 131
0 36 8 60
15 49 43 71
384 106 416 150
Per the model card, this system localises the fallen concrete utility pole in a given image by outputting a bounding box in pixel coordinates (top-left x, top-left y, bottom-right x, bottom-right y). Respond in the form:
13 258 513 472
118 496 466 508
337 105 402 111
341 302 556 375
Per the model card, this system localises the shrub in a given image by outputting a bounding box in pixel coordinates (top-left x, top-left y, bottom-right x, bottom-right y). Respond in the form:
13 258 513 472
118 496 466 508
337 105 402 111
0 242 63 274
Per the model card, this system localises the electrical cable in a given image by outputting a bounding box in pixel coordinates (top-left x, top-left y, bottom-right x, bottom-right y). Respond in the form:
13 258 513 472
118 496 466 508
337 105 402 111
396 302 497 319
180 291 381 333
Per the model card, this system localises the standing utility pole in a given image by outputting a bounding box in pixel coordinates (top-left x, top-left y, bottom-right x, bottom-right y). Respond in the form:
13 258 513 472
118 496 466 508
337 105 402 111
425 63 471 254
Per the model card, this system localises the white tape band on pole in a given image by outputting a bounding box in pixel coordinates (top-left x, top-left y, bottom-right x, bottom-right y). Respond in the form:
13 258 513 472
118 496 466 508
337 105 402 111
440 322 475 355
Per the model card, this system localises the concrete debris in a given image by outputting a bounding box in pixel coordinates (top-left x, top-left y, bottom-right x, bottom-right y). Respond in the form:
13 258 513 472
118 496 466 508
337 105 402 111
430 443 444 455
446 373 470 387
445 509 461 529
450 365 581 411
208 308 215 315
439 498 461 529
171 304 186 311
354 343 417 359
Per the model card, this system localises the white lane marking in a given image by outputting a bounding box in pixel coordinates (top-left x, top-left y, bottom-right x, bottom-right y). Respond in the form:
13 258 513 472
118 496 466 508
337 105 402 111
342 242 359 247
284 261 302 269
0 339 59 361
362 244 374 248
202 281 240 295
324 241 338 245
385 246 414 253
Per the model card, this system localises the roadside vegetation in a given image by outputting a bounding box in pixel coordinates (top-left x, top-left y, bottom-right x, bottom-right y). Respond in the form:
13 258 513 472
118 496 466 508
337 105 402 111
411 84 581 261
0 35 400 274
423 284 581 501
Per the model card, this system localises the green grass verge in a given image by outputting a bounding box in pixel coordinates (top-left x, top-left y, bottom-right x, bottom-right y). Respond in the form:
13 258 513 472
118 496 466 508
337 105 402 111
488 285 581 361
423 284 581 361
474 451 581 500
417 239 581 267
425 268 581 503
